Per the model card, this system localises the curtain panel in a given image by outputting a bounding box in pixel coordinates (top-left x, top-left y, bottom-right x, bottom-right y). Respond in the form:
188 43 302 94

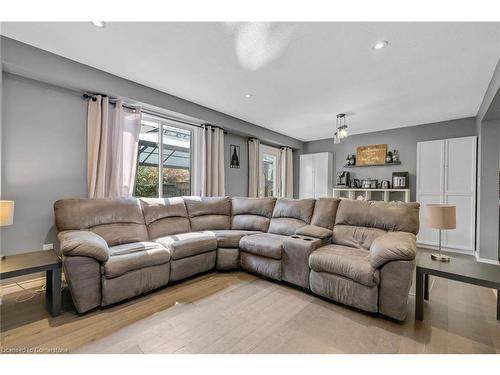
193 125 225 197
280 146 294 198
248 138 261 197
87 96 141 198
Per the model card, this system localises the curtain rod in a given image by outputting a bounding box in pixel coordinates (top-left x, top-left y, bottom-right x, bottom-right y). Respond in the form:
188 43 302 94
83 93 226 133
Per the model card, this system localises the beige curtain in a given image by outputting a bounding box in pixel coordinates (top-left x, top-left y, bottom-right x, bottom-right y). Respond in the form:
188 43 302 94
248 138 261 197
199 125 225 196
87 96 141 198
280 147 294 198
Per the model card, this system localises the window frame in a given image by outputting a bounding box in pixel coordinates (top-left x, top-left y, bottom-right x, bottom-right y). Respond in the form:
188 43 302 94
135 112 195 198
259 144 282 198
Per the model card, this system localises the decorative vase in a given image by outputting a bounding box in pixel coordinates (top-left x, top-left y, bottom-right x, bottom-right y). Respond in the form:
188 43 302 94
386 152 393 164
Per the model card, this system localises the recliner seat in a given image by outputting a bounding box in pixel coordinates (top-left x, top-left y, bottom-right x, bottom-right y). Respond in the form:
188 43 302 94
54 196 419 321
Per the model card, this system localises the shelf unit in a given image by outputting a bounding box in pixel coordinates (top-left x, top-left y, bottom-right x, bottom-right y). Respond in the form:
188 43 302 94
344 161 401 168
333 187 411 202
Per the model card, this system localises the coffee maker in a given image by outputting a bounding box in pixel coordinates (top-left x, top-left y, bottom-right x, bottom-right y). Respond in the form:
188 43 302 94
336 171 350 186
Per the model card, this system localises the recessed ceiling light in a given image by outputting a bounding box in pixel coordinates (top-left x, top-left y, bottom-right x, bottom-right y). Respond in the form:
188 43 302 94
244 93 253 99
373 40 389 50
91 21 106 28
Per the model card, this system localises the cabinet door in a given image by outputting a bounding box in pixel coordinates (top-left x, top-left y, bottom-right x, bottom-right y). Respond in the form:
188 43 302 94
299 154 314 198
313 153 329 198
416 140 445 246
444 136 476 252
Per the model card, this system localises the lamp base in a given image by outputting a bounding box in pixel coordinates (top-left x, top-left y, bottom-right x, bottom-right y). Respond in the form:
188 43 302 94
431 253 450 262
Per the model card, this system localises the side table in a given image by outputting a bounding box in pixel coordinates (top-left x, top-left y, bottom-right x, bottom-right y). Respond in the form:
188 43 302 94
1 250 62 316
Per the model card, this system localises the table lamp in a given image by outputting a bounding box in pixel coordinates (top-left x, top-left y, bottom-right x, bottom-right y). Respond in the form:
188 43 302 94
1 200 15 260
425 204 456 262
0 200 15 226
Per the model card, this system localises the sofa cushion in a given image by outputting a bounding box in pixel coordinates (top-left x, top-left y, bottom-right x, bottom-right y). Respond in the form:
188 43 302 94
204 229 261 248
333 224 387 250
309 245 379 286
335 200 420 235
231 197 276 232
184 196 231 231
268 198 315 235
140 197 190 238
154 232 217 260
310 198 340 229
239 233 287 260
104 242 171 278
54 197 148 246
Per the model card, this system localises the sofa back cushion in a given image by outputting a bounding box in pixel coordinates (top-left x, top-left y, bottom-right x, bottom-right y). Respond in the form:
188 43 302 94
268 198 315 236
140 197 190 239
332 199 420 250
335 200 420 234
310 198 340 229
54 198 148 246
184 196 231 231
231 197 276 232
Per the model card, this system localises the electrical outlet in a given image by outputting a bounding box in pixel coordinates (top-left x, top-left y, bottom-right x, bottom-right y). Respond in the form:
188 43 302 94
43 243 53 251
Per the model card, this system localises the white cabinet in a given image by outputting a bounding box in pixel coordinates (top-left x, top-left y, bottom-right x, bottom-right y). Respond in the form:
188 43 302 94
299 152 333 198
416 136 477 253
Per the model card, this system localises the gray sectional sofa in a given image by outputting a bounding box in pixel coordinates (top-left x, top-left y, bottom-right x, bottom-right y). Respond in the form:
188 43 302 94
54 196 419 320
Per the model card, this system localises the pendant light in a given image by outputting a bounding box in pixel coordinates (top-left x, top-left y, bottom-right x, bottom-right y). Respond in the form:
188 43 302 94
334 113 348 143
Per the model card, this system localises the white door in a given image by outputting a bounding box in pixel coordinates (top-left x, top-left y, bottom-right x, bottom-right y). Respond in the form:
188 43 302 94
313 153 329 198
299 154 314 198
443 137 476 251
416 136 476 253
417 140 445 246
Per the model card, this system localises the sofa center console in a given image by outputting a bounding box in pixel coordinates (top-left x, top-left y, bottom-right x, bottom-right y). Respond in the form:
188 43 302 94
282 235 322 289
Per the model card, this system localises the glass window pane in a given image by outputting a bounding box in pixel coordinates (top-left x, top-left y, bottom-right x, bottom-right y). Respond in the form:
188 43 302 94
263 153 276 197
134 121 159 197
162 124 191 197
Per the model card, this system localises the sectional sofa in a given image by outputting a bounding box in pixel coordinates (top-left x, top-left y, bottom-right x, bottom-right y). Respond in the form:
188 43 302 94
54 196 419 320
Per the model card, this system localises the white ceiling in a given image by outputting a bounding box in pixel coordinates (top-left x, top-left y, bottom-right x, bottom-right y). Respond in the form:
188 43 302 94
2 22 500 141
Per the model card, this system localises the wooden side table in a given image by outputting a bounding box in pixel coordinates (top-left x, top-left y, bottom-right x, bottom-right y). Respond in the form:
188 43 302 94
1 250 62 316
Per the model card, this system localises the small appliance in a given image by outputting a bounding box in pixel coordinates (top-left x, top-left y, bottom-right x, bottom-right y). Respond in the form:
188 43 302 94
336 171 350 186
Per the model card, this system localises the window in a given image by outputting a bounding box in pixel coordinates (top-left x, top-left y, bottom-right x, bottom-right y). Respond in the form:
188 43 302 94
134 114 193 198
259 145 281 197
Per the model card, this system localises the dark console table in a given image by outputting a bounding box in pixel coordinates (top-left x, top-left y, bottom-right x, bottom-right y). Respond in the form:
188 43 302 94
1 250 62 316
415 248 500 321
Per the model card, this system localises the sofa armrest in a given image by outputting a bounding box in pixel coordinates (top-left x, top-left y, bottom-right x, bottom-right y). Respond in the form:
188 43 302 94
369 231 416 269
295 225 332 240
58 230 109 262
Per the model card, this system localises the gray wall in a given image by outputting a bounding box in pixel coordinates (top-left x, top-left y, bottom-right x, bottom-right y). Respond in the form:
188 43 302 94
301 117 477 202
1 73 87 255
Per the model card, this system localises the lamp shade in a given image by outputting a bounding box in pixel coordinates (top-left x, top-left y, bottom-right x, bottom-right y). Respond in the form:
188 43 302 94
0 200 15 226
425 204 456 230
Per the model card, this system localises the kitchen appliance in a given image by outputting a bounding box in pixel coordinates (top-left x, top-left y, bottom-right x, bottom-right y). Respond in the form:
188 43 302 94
392 172 409 188
381 180 391 189
336 171 350 186
350 179 361 188
362 178 378 189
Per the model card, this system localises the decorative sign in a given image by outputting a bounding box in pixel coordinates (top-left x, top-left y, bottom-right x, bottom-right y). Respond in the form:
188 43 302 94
230 145 240 169
356 144 387 166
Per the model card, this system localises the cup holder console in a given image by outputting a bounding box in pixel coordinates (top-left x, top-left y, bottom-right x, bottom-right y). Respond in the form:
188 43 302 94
290 235 314 241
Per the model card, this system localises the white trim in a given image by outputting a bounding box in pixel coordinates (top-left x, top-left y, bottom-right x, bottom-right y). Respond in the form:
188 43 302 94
475 252 500 265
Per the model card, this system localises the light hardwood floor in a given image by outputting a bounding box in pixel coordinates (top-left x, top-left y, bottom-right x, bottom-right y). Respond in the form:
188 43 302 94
1 271 499 354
